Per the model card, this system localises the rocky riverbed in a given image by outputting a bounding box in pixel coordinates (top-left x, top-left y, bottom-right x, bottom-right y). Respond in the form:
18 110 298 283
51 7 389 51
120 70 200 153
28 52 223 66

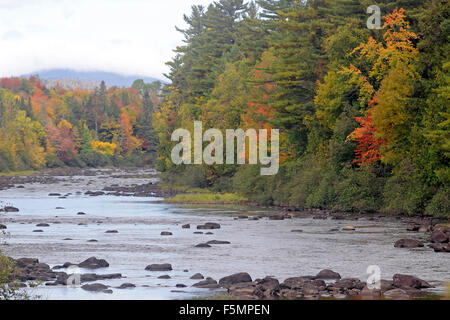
0 168 448 300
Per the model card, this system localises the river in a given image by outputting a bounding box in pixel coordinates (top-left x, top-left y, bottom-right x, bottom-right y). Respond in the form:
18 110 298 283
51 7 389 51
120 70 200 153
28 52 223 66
0 168 448 300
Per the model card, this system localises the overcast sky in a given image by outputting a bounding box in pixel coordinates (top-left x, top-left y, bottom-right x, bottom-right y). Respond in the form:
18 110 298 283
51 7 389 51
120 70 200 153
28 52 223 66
0 0 214 79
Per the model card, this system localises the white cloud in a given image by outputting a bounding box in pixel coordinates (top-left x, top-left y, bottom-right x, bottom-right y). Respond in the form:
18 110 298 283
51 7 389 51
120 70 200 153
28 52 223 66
0 0 213 79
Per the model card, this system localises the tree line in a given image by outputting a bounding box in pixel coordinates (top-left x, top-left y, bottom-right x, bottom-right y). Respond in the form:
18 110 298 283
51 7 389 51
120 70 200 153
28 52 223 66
0 77 160 170
154 0 449 218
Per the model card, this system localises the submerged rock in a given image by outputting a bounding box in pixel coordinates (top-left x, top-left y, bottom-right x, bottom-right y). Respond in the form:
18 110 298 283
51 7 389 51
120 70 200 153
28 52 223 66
394 239 424 248
117 283 136 289
206 240 231 245
81 283 109 292
145 264 172 271
219 272 252 288
195 243 212 248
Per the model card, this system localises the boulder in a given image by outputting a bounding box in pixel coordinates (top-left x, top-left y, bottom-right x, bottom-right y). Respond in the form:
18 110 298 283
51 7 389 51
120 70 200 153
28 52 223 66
219 272 252 288
117 283 136 289
158 275 171 279
302 283 320 296
197 223 221 230
392 274 433 289
315 269 341 280
206 240 231 245
280 276 314 290
429 243 450 253
2 206 19 212
176 284 187 288
343 226 355 231
195 243 211 248
81 283 109 292
80 273 122 283
394 239 424 248
431 231 449 244
190 273 204 280
105 230 118 233
255 277 280 292
192 277 219 289
332 278 364 291
36 223 50 227
161 232 173 236
78 257 109 269
145 264 172 271
0 224 7 230
182 224 190 229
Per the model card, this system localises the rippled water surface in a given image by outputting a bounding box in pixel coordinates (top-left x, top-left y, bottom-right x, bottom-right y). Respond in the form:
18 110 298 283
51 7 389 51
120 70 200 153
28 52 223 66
0 169 448 300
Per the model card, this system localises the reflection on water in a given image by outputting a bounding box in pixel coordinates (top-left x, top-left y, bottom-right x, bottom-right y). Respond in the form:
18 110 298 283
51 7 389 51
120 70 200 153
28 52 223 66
0 169 448 300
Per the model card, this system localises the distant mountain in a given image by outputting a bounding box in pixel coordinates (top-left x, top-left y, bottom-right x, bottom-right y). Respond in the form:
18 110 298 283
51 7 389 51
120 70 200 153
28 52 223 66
24 69 163 88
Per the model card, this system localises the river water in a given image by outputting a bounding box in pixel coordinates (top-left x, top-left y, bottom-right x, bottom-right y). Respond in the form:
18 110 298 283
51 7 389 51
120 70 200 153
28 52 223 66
0 168 448 300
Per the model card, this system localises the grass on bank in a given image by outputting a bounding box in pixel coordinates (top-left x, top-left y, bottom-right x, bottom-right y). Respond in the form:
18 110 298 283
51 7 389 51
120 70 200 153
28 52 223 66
165 190 248 204
0 170 37 177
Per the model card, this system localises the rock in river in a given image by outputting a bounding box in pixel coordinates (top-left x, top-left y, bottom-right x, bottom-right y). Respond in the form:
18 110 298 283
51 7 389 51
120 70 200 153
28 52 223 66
394 239 424 248
78 257 110 269
81 283 109 292
36 223 50 227
197 223 221 230
195 243 211 248
431 231 449 244
206 240 231 245
315 269 341 280
145 264 172 271
219 272 252 288
161 232 173 236
392 274 433 289
190 273 204 280
192 277 219 289
0 224 7 229
1 206 19 212
117 283 136 289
